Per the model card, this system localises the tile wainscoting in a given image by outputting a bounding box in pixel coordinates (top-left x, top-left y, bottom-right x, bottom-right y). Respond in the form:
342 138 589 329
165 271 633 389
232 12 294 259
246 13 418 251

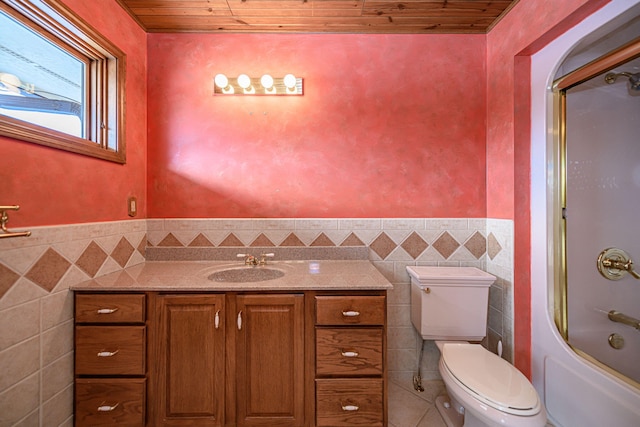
0 217 513 426
0 220 146 427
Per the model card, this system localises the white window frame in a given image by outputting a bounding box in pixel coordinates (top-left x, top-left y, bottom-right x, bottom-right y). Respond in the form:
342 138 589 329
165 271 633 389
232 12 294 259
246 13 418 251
0 0 126 163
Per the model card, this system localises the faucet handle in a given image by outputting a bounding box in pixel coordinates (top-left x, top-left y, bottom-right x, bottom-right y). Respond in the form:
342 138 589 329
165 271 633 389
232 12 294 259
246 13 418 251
259 253 274 265
237 253 257 265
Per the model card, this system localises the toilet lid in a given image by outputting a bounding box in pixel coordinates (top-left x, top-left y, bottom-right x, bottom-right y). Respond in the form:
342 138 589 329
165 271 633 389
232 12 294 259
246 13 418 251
442 343 540 415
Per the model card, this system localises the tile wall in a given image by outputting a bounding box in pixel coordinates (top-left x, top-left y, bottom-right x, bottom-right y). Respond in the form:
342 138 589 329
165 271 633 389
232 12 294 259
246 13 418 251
486 219 515 363
0 217 513 426
0 221 146 426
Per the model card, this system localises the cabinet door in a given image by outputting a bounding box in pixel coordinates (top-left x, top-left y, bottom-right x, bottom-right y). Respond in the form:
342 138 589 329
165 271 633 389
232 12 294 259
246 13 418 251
235 294 305 427
153 294 225 427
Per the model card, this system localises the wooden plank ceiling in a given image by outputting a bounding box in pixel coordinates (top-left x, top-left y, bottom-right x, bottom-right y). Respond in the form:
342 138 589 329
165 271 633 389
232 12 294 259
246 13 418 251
116 0 519 34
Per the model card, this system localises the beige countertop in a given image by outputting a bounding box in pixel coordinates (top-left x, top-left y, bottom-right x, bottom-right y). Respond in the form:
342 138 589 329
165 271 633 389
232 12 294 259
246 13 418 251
71 260 393 292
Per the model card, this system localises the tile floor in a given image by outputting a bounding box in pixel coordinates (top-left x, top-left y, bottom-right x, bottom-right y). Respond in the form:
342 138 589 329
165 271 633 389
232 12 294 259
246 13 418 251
388 378 555 427
388 378 448 427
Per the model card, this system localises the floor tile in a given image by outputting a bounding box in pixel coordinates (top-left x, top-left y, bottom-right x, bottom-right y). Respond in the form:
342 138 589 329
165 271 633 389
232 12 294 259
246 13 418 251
389 379 442 427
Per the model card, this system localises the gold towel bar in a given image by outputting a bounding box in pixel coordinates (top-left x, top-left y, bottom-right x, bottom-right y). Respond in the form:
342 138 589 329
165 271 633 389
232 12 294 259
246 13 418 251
0 205 32 238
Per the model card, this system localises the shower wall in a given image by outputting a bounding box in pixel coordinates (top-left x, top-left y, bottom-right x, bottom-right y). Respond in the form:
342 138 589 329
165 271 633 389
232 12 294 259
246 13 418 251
564 61 640 383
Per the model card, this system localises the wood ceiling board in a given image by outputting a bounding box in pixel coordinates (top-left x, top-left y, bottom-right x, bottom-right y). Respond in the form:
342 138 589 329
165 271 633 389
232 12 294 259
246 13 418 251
117 0 518 33
129 8 234 17
362 1 514 16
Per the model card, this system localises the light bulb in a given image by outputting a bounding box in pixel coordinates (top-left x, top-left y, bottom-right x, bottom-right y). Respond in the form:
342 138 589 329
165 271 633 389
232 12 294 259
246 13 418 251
283 74 296 89
237 74 251 89
260 74 274 89
214 74 228 89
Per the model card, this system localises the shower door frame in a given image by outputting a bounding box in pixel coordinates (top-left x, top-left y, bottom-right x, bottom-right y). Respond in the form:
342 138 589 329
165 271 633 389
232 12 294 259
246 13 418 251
552 36 640 390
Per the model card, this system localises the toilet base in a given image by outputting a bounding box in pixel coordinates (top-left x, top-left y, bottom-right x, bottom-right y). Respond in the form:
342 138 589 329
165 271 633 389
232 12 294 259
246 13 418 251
435 395 464 427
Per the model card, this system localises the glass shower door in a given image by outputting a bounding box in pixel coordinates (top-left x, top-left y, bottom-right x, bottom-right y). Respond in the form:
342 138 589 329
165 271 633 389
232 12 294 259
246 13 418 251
563 55 640 385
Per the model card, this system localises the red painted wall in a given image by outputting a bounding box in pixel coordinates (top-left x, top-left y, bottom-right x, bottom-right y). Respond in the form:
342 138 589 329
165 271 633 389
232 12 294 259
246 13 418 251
2 0 613 381
0 0 147 227
146 34 487 218
487 0 609 219
487 0 610 376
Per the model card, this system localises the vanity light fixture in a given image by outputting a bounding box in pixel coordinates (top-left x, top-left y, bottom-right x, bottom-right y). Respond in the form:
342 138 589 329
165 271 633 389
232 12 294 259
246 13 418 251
213 73 303 95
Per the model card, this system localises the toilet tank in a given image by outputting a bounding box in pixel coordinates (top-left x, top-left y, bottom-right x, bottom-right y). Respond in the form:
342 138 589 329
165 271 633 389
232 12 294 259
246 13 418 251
406 267 496 341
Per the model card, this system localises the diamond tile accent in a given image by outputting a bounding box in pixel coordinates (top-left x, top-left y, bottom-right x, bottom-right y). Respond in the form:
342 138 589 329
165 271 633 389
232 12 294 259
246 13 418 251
137 235 147 255
111 237 135 268
250 233 275 247
464 231 486 259
370 232 397 260
0 263 21 299
401 232 428 259
75 242 108 278
340 233 365 246
158 233 184 247
487 233 502 260
188 233 214 247
219 233 244 246
310 233 335 247
25 248 71 291
432 232 460 259
280 233 305 247
136 234 150 257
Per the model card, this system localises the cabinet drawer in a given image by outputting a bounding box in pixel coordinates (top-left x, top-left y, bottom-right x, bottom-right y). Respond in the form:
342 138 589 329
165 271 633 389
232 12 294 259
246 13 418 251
315 296 385 325
75 378 145 426
316 378 383 427
75 326 145 375
76 294 145 324
316 328 383 376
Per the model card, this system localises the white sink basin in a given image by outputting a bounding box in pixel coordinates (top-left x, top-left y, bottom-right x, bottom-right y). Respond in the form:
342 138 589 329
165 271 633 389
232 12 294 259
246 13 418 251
207 267 285 283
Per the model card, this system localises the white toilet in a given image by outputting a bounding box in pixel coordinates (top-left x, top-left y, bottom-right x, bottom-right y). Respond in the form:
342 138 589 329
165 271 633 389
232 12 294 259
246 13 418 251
406 266 547 427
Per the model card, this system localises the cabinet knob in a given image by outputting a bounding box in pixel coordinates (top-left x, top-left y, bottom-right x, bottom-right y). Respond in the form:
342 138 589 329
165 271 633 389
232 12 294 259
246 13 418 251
341 350 359 358
96 308 118 314
342 310 360 317
97 403 119 412
97 350 119 357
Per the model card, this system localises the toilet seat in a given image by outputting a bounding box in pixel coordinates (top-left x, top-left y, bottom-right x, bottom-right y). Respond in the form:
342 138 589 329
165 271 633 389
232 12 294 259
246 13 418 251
441 343 541 416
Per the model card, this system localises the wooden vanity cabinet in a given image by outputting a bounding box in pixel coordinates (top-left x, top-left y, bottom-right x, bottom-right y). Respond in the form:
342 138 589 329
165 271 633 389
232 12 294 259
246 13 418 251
74 289 387 427
150 294 225 427
149 293 305 427
74 293 147 427
314 293 387 427
234 294 306 426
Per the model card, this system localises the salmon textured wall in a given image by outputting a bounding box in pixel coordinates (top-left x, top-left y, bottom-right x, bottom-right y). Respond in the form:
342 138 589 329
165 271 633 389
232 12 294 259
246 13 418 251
486 0 609 219
0 0 147 227
487 0 610 376
146 34 487 218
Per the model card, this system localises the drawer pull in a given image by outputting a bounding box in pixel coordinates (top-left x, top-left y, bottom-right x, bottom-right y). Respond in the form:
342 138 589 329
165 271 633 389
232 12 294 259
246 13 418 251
96 308 118 314
97 350 119 357
97 403 119 412
215 310 220 329
237 311 242 330
341 404 359 412
342 310 360 317
341 350 359 358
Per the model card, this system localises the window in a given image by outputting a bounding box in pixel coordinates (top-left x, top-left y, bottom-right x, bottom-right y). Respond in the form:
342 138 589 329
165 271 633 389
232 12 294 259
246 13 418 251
0 0 126 163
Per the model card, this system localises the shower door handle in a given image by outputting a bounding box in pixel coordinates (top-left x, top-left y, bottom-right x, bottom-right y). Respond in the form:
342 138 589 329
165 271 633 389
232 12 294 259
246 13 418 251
597 248 640 280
